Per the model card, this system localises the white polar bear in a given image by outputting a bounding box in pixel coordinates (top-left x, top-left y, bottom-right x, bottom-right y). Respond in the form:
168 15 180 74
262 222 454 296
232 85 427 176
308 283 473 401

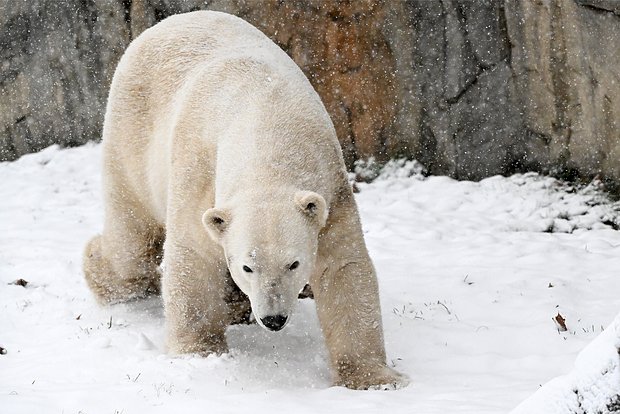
83 10 407 390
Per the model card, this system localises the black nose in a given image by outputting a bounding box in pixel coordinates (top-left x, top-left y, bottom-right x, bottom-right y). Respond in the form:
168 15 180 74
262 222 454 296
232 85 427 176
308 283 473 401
260 315 288 331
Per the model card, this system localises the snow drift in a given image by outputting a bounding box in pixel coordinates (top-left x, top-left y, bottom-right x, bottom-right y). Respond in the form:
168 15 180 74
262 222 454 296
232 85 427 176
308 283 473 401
1 144 620 413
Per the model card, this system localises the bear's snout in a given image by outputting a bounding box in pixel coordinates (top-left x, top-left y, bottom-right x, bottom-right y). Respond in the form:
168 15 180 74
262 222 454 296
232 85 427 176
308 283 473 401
260 314 288 331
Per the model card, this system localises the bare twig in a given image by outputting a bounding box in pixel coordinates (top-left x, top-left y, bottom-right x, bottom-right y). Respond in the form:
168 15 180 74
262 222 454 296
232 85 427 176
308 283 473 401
437 301 452 315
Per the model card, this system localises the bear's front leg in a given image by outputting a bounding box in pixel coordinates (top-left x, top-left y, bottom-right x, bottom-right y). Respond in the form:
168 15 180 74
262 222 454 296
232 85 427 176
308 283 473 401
312 195 409 390
162 243 230 355
313 260 408 390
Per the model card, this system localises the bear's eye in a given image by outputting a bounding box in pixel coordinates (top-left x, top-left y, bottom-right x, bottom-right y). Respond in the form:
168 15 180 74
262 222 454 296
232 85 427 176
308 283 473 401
288 261 300 271
242 265 253 273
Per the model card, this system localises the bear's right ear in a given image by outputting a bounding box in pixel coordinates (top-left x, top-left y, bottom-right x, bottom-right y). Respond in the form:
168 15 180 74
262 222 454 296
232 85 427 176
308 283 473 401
202 208 231 241
295 191 328 228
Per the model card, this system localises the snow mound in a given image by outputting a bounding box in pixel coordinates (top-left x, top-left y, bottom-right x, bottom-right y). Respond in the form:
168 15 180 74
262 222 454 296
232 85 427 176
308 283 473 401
511 312 620 414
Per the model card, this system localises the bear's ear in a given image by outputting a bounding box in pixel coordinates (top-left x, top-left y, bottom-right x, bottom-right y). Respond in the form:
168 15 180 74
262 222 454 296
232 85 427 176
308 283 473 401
294 191 328 228
202 208 231 241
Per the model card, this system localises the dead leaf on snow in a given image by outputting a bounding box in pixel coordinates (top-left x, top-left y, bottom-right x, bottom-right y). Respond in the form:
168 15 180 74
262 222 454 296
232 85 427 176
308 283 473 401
553 312 568 332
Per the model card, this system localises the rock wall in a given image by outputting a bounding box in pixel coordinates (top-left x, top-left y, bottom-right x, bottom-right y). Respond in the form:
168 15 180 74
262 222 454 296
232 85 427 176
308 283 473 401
0 0 130 160
1 0 619 186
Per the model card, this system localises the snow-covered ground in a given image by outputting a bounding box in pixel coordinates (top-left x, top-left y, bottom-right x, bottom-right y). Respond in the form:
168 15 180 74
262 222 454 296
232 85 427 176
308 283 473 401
1 144 619 413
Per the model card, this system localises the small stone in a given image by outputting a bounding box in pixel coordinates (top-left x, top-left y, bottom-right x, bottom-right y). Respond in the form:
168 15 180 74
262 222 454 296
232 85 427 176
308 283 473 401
9 279 28 287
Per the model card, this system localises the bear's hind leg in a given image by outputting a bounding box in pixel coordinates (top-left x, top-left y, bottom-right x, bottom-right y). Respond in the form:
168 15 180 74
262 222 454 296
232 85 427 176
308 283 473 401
83 203 164 304
224 270 253 325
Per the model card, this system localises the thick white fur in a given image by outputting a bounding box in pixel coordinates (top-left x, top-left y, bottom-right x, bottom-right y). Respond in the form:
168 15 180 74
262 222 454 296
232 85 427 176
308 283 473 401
82 11 407 390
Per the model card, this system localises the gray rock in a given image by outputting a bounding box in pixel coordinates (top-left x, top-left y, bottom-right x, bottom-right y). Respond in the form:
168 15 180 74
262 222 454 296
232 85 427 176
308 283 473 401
1 0 619 189
0 0 129 160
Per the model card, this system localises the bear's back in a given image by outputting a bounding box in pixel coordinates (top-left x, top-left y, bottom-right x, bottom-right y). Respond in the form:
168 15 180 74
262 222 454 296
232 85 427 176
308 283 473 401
106 10 322 143
102 11 345 223
110 11 292 107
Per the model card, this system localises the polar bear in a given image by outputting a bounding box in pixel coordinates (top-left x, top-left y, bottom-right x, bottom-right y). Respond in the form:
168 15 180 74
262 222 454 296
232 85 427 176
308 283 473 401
83 10 407 390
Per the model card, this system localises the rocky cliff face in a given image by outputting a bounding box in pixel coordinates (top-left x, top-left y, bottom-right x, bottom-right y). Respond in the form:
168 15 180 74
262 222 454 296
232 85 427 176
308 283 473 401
507 0 620 183
1 0 619 186
0 0 130 160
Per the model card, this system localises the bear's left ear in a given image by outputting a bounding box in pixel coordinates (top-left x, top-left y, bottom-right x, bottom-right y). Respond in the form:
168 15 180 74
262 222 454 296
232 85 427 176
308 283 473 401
202 208 231 241
294 191 328 228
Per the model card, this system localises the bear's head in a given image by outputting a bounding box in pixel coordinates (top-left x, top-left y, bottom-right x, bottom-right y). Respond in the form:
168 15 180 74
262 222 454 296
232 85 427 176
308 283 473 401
202 190 328 332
